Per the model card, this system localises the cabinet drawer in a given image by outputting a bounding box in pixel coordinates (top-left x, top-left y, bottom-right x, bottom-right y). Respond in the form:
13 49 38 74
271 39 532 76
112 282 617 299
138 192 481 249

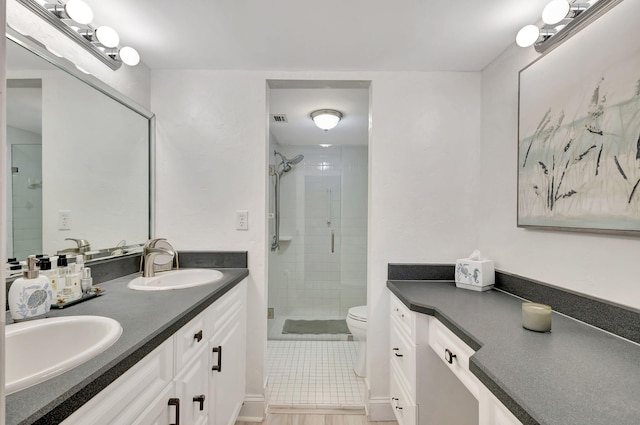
390 294 416 342
209 282 245 331
428 318 480 399
390 317 417 395
62 337 174 425
175 310 209 371
390 361 417 425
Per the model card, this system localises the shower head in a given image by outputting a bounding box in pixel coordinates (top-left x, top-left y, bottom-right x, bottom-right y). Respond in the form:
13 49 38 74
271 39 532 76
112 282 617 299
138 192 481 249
274 151 304 175
289 154 304 165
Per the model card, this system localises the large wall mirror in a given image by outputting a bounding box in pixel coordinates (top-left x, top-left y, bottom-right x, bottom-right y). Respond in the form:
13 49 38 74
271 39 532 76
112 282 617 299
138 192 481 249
5 30 153 263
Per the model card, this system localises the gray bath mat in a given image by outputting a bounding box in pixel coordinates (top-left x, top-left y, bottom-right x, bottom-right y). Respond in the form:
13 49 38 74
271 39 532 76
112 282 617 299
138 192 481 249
282 319 350 334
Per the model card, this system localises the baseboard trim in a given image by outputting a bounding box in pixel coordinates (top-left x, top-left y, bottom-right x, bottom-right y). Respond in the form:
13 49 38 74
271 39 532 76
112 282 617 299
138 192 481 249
367 397 394 421
268 406 365 415
238 395 266 422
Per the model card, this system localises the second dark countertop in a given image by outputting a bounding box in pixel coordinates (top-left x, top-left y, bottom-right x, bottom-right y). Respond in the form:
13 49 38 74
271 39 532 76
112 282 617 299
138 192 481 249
387 280 640 425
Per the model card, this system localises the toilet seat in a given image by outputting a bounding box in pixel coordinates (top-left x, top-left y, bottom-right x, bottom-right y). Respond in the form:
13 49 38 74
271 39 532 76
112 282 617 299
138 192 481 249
347 306 367 322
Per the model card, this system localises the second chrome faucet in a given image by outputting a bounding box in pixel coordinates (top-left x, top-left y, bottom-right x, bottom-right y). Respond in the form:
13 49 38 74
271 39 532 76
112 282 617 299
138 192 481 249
141 238 177 277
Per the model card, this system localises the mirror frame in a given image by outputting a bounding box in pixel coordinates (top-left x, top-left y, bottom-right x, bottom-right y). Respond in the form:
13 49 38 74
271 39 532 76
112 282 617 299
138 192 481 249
5 27 156 255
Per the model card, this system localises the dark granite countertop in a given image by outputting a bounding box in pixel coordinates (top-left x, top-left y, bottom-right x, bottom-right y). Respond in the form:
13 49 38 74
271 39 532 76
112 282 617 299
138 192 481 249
388 280 640 425
6 268 249 425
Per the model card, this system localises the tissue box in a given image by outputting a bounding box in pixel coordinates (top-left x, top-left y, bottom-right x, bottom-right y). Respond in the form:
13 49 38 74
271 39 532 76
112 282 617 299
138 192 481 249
455 259 495 291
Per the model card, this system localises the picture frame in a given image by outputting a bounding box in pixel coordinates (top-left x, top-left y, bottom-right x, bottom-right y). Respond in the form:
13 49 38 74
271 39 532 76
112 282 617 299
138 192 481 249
517 0 640 235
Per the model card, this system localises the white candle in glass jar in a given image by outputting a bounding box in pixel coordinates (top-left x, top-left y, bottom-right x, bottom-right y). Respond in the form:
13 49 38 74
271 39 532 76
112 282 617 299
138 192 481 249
522 302 552 332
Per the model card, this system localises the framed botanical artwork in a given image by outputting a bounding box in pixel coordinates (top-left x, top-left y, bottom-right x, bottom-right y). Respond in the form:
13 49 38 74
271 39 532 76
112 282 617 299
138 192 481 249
518 0 640 234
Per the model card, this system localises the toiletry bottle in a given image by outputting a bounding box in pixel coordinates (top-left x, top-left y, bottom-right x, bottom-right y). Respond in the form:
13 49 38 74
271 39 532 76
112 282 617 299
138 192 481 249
8 255 53 321
67 255 84 300
38 258 59 301
81 267 93 294
56 255 69 300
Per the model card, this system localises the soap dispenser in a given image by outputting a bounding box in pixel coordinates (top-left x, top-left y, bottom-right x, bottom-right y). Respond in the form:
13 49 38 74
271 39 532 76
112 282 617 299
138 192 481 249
8 255 53 321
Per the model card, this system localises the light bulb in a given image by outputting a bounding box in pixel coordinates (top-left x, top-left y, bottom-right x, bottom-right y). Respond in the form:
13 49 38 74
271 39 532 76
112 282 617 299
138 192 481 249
64 0 93 25
311 109 343 131
516 25 540 48
119 46 140 66
542 0 570 25
95 26 119 48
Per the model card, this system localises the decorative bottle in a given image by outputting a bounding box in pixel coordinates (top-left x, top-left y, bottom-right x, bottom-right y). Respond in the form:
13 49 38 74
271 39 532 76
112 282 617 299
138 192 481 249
8 255 53 321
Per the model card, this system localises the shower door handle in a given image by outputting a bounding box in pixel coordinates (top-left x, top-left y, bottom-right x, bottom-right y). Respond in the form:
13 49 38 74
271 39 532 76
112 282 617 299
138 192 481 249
331 230 335 253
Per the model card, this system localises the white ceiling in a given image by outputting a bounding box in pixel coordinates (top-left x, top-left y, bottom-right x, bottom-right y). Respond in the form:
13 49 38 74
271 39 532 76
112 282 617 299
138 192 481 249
83 0 550 71
269 82 369 146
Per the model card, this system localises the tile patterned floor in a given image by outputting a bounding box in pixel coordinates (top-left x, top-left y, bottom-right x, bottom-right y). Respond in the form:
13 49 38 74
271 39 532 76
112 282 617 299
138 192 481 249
266 340 366 409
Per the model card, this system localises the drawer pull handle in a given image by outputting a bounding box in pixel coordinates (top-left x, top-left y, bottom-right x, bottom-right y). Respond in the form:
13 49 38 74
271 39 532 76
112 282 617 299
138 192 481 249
391 397 403 410
445 348 457 364
392 347 403 357
212 345 222 372
193 394 206 411
168 398 180 425
194 330 203 342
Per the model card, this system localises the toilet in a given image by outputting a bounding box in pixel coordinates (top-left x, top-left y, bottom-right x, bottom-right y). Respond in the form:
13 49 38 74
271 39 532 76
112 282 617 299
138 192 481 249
346 305 367 377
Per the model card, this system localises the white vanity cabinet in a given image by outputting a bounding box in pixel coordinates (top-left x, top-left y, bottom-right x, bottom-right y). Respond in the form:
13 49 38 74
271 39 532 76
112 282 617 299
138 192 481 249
208 281 247 425
62 279 247 425
389 292 523 425
62 337 175 425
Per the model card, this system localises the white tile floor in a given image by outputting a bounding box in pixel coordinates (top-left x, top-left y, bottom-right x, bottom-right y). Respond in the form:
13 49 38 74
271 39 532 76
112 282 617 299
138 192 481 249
266 340 366 409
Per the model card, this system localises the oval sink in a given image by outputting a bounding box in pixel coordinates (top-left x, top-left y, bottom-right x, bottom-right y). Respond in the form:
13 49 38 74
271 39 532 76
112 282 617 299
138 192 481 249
6 315 122 395
128 269 224 291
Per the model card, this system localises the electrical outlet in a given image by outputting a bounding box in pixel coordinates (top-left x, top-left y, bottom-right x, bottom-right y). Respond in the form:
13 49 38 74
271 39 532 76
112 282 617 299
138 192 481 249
236 210 248 230
58 210 72 230
267 308 274 319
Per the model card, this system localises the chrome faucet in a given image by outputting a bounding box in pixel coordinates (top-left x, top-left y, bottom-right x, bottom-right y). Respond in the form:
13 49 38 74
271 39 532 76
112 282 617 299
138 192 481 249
58 238 91 257
142 238 175 278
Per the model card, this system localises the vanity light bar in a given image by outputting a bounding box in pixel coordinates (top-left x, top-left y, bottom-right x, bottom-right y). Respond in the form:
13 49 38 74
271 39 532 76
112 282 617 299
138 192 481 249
516 0 624 54
16 0 141 70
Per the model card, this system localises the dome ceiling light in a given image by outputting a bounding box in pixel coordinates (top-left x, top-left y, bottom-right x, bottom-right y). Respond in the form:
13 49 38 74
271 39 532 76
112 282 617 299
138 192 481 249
311 109 343 131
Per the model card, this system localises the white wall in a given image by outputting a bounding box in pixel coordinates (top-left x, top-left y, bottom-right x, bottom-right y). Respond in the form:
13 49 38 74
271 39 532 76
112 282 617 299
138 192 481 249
7 0 151 108
479 1 640 310
1 0 7 420
151 70 482 417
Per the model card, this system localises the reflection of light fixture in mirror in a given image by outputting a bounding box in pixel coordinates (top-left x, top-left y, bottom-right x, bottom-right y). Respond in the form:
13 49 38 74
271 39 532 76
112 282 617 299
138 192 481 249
516 0 620 53
311 109 343 131
16 0 142 69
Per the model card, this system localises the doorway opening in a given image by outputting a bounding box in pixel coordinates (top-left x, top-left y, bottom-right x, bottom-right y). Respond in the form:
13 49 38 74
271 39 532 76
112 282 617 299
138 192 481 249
266 79 371 410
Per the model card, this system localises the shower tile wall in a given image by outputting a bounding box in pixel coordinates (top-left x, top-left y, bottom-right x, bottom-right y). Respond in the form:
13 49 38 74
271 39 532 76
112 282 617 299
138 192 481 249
268 145 368 329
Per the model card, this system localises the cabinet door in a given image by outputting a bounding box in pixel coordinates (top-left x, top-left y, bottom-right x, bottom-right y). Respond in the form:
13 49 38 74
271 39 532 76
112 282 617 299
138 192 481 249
175 349 210 425
131 383 176 425
209 307 246 425
61 338 174 425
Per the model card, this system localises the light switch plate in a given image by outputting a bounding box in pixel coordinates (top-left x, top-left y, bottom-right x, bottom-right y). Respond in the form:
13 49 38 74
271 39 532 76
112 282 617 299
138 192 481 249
236 210 248 230
58 210 72 230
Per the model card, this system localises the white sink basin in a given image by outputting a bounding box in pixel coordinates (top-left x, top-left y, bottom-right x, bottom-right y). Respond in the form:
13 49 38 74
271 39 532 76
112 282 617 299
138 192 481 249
128 269 224 291
5 316 122 395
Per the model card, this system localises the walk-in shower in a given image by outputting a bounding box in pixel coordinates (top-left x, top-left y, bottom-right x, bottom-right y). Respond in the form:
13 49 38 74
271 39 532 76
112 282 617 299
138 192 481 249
271 150 304 251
